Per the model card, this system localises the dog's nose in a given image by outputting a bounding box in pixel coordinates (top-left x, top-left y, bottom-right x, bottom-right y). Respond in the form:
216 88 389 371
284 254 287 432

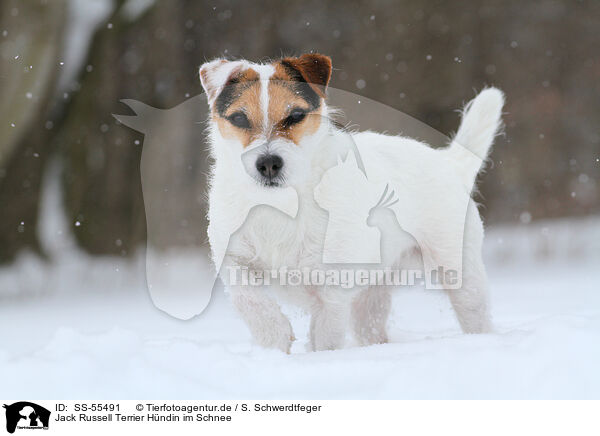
255 154 283 180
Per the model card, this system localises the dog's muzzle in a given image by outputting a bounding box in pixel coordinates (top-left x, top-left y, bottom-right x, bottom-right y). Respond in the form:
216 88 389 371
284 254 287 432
255 153 284 186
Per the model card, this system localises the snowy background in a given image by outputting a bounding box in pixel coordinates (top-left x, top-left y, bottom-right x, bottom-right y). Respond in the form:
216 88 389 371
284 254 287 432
1 0 599 399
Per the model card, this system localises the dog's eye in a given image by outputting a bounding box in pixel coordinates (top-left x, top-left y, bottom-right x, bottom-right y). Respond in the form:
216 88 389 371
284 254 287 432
283 108 307 127
227 112 250 129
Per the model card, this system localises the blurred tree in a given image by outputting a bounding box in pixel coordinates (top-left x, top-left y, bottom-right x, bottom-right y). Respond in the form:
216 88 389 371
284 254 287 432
0 0 67 262
0 0 598 264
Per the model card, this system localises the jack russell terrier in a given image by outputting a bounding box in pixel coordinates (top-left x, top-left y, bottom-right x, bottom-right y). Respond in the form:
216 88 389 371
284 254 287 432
199 53 504 352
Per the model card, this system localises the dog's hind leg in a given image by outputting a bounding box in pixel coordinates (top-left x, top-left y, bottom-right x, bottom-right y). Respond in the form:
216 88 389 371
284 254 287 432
351 286 391 346
446 251 492 333
443 203 492 334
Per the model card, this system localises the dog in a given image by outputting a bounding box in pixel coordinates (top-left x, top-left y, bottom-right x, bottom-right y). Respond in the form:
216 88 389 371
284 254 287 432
199 53 504 352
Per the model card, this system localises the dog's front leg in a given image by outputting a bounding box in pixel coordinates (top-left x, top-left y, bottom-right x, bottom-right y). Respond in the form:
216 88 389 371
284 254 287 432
229 286 295 353
308 287 350 351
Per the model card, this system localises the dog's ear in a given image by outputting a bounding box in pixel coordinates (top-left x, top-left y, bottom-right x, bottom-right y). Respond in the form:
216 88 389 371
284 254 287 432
280 54 332 98
199 59 243 106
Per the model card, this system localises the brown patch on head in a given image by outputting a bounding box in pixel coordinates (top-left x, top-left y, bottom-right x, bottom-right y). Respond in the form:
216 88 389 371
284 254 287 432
267 78 322 145
278 54 332 99
268 54 332 145
213 68 263 147
206 54 332 148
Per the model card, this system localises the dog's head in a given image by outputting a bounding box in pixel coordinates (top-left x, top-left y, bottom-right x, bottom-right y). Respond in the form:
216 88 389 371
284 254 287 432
199 54 332 188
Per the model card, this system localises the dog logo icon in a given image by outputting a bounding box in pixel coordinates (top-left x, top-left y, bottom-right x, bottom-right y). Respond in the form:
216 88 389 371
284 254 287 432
3 402 50 434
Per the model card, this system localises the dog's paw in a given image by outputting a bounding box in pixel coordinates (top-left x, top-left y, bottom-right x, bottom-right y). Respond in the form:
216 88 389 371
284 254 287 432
255 318 295 354
308 329 345 352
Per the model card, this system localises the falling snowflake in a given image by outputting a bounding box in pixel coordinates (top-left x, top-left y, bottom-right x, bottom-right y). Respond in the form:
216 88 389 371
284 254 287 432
519 211 532 224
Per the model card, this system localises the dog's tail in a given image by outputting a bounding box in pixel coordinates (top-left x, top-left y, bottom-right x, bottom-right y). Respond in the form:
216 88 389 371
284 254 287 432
445 87 504 190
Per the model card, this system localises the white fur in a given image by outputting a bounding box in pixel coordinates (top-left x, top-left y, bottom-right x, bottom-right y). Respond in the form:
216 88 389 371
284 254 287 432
201 59 504 352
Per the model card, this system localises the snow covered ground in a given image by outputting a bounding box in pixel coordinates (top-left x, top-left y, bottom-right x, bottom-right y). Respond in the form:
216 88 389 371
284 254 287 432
1 236 598 399
1 175 599 398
